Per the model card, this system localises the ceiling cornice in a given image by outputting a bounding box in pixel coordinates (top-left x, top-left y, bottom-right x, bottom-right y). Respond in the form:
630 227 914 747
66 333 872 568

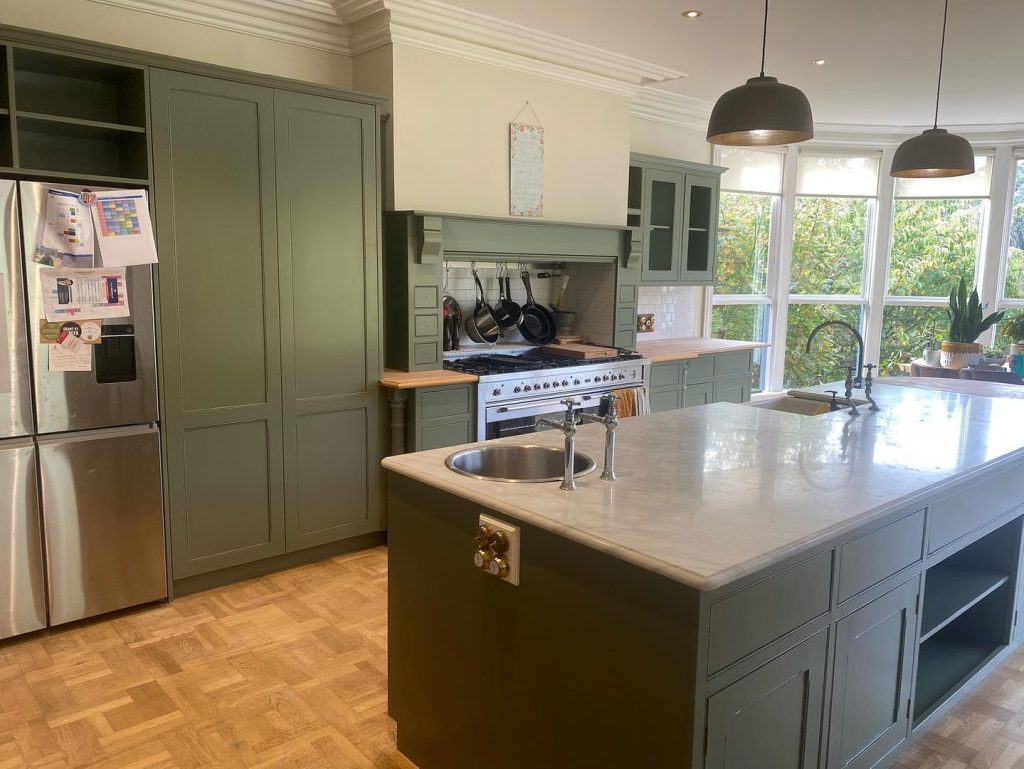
88 0 351 53
631 87 711 132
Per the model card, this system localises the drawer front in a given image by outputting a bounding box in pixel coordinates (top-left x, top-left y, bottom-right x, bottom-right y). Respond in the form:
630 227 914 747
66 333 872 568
708 551 833 674
838 508 925 603
650 362 682 388
418 420 473 452
686 355 715 382
418 385 472 421
713 376 751 405
682 381 713 408
714 350 753 378
650 387 681 413
929 466 1024 553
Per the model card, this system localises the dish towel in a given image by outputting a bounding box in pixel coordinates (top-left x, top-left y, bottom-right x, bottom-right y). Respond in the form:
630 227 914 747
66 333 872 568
611 386 650 418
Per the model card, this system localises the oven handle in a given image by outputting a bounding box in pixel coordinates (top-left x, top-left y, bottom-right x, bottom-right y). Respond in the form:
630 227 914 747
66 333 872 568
487 392 607 419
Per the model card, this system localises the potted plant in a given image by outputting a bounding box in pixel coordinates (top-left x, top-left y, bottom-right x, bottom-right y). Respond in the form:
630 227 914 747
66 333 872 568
1001 313 1024 356
922 340 941 366
941 278 1006 369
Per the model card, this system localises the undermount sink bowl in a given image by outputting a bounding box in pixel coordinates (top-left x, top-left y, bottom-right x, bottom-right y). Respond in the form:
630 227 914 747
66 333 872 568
445 444 597 483
748 395 835 416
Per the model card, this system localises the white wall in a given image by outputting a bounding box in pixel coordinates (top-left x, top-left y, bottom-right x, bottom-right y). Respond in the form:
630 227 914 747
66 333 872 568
1 0 353 87
389 44 631 226
630 117 712 165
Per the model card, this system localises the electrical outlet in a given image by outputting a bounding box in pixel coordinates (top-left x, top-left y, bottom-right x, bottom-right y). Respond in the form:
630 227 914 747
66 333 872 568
637 313 655 333
477 514 521 586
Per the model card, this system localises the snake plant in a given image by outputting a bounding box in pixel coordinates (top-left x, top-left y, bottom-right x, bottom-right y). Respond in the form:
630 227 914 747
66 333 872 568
947 277 1005 344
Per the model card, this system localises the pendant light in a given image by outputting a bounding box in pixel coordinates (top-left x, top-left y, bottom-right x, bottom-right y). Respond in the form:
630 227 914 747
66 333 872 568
706 0 813 146
890 0 974 178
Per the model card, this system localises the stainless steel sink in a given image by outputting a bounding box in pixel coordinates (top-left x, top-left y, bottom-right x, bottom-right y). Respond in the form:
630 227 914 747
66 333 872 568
445 444 597 483
748 395 834 416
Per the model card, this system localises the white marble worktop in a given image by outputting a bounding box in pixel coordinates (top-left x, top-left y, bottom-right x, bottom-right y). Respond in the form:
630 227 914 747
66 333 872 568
381 382 1024 590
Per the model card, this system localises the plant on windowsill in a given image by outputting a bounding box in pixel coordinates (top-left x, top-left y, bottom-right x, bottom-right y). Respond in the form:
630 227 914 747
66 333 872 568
1000 314 1024 357
941 278 1006 369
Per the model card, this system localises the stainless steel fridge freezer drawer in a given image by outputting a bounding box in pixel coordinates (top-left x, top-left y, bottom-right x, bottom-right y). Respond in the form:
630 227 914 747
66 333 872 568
38 425 167 626
0 437 46 640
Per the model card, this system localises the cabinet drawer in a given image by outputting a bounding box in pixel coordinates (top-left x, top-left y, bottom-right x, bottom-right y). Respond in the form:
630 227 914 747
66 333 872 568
418 420 473 452
928 466 1024 553
650 362 682 388
714 350 753 377
708 551 833 673
685 355 715 382
682 381 713 408
418 385 473 421
838 509 925 602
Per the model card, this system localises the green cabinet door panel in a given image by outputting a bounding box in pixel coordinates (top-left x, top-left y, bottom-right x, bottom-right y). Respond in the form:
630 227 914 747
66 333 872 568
650 387 681 413
680 173 719 284
274 89 382 551
705 630 828 769
640 168 684 284
714 376 752 404
828 578 919 769
682 381 714 408
151 70 286 578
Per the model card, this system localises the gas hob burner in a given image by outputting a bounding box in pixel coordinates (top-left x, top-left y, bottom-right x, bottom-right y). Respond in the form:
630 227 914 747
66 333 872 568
444 348 645 376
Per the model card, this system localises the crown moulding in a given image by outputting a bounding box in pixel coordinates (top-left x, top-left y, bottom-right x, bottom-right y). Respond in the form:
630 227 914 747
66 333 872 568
87 0 686 95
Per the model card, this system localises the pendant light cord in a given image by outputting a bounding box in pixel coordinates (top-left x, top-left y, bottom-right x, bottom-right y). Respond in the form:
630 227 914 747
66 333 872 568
933 0 950 129
760 0 769 77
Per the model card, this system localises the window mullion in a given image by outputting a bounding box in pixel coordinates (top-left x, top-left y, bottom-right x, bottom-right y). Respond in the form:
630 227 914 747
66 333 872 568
767 147 799 392
864 147 896 367
982 146 1016 321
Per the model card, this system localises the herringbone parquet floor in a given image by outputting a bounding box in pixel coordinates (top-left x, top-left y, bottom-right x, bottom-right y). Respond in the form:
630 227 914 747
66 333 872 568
2 544 1024 768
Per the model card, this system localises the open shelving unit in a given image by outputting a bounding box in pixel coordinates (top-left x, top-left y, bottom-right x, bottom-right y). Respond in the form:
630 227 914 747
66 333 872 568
913 518 1021 727
0 45 149 184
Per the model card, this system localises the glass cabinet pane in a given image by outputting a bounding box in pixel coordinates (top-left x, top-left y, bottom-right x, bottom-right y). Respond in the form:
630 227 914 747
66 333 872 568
685 180 714 275
647 178 678 274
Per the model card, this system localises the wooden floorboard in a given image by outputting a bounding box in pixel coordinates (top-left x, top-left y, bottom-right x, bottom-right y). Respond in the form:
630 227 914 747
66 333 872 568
3 544 1024 768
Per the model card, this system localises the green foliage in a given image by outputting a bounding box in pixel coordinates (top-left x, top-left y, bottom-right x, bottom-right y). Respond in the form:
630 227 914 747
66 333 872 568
1000 313 1024 344
946 277 1005 343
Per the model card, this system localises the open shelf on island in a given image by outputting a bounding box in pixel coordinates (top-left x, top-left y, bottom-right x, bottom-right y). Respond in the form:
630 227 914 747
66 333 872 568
920 567 1010 642
914 631 1003 726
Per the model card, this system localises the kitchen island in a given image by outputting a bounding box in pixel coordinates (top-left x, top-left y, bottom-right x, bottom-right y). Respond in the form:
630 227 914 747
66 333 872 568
383 383 1024 769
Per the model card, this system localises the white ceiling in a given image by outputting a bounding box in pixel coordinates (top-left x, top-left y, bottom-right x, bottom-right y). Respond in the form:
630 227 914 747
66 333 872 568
442 0 1024 128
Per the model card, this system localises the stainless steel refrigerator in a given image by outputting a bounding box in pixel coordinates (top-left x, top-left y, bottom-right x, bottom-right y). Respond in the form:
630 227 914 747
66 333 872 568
0 179 166 640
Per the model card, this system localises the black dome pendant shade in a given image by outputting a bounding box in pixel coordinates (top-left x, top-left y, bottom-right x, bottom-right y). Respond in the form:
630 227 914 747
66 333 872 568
891 0 974 178
707 0 813 146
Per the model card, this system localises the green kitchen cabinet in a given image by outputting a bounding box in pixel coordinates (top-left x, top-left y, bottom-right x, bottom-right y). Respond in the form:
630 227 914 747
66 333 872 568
274 90 382 551
409 384 475 452
827 578 919 769
629 154 725 287
705 630 828 769
648 352 754 413
152 71 286 578
153 70 382 581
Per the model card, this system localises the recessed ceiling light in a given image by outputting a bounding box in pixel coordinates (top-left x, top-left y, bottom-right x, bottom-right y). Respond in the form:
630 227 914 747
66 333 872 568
682 9 703 18
811 58 829 66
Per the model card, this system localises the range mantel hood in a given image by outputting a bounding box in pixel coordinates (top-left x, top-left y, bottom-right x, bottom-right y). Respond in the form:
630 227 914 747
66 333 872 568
396 210 639 266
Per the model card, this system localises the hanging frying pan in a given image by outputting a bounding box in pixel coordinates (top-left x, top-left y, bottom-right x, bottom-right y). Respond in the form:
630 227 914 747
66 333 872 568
519 269 556 346
466 268 501 344
492 264 523 333
441 265 462 351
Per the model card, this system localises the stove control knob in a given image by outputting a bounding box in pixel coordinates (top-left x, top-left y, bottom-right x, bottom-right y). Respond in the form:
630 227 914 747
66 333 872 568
602 375 610 382
573 379 581 386
562 380 569 386
523 385 532 392
618 373 626 380
492 388 502 396
552 381 560 388
514 386 522 394
543 382 551 389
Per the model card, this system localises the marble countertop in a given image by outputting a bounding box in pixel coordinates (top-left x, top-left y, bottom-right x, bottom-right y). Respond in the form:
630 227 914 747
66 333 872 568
635 337 770 363
380 368 479 389
382 382 1024 591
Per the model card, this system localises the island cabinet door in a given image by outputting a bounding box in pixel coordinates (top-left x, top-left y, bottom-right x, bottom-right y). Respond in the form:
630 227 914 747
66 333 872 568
705 629 828 769
827 577 919 769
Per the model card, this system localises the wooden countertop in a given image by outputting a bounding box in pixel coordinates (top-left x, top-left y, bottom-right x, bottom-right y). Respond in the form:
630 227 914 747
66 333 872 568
635 337 770 363
380 368 479 389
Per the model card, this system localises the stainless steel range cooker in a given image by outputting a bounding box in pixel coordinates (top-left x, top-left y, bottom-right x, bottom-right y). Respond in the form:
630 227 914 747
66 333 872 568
444 350 650 440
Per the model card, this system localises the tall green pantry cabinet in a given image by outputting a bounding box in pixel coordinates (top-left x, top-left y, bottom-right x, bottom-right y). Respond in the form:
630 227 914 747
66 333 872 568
151 70 383 588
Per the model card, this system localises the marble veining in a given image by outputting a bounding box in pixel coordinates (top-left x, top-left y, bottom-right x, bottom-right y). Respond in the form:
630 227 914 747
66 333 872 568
381 383 1024 590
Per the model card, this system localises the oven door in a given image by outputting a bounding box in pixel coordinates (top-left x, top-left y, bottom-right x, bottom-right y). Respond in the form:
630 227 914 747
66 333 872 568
484 391 609 441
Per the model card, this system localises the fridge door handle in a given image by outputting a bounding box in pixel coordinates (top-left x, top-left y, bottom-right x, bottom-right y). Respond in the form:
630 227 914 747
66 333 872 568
34 423 159 446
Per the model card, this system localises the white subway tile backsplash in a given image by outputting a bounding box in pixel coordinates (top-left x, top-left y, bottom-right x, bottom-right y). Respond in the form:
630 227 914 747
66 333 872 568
636 285 704 341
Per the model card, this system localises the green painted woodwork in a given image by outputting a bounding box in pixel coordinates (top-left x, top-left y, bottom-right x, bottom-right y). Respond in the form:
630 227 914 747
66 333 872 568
387 461 1024 769
613 228 642 349
837 509 926 603
707 551 832 674
383 214 444 371
829 578 919 769
274 90 382 550
928 465 1024 554
152 70 285 579
410 384 474 452
439 213 625 262
388 475 700 769
629 154 725 288
713 375 752 405
649 353 754 413
706 631 828 769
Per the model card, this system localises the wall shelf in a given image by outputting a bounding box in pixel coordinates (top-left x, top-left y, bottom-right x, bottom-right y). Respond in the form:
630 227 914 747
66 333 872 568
16 111 145 135
0 166 149 187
